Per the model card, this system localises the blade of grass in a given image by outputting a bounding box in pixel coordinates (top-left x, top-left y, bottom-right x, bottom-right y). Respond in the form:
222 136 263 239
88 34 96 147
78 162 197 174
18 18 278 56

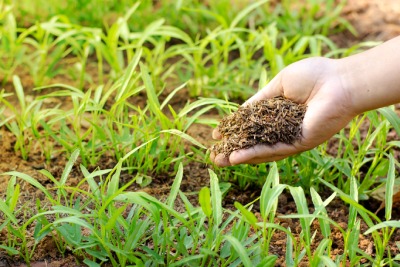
167 163 183 208
288 186 311 248
379 107 400 136
60 149 80 185
199 187 212 218
209 169 222 227
385 154 395 221
160 129 206 149
364 221 400 235
224 235 252 267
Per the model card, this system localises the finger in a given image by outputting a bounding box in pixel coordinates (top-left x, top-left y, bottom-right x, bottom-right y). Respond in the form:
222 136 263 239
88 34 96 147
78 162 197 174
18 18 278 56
210 151 216 162
244 72 284 105
213 153 231 167
212 127 222 140
229 141 307 165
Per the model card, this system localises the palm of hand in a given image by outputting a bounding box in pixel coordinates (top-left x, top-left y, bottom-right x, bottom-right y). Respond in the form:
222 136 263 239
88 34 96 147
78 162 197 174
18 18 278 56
211 57 355 166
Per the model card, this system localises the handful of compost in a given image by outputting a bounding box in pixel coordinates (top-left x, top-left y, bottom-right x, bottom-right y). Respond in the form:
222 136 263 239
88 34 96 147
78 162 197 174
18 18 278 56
211 96 307 157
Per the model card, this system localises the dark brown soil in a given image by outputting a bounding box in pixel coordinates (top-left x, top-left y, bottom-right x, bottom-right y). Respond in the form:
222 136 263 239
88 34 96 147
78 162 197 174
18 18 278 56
1 0 400 266
211 97 306 156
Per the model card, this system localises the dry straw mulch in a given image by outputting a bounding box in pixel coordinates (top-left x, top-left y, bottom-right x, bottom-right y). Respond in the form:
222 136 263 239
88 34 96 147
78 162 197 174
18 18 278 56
211 96 307 156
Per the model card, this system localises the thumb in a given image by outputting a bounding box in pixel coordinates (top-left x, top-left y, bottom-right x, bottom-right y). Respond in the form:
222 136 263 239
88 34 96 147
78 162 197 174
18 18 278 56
244 71 284 105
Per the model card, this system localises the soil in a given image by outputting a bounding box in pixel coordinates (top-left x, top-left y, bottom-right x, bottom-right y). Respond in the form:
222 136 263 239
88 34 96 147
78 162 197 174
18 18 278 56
211 97 306 156
1 0 400 266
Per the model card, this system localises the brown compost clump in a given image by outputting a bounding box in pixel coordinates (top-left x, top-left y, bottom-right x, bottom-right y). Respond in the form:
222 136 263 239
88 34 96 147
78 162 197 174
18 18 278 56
211 96 307 157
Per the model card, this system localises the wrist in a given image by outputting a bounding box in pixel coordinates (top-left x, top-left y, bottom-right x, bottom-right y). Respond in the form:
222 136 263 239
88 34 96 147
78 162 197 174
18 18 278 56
335 56 369 116
336 37 400 114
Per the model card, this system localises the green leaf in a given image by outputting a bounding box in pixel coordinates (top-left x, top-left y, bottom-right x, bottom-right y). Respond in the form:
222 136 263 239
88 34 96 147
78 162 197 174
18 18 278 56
107 161 122 197
348 176 358 229
209 169 222 226
13 75 25 113
161 129 206 149
60 149 80 186
234 201 258 227
199 187 212 218
285 229 295 267
0 199 18 224
364 220 400 235
140 62 159 107
379 106 400 136
311 238 331 266
256 255 278 267
105 205 126 231
310 187 332 238
319 255 337 267
83 259 101 267
230 0 269 29
115 48 142 101
224 235 253 267
289 186 311 247
167 163 183 208
348 220 360 261
169 255 203 267
385 154 395 221
260 162 283 220
53 216 94 231
0 245 19 255
3 171 53 201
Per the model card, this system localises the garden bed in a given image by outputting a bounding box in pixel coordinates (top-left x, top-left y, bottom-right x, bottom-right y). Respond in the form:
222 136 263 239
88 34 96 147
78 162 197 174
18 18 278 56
1 0 400 266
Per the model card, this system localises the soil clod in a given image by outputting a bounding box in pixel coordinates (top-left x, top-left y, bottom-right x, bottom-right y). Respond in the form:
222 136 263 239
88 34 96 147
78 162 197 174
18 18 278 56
211 96 307 156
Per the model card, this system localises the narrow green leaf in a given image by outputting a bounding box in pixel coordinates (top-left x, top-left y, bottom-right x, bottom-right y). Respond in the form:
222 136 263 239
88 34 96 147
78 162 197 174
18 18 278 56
348 176 358 229
107 161 122 197
53 216 94 231
285 229 295 267
385 154 395 221
364 220 400 235
0 199 18 224
0 245 19 255
115 49 142 101
230 0 269 29
224 235 253 267
167 163 183 208
319 256 337 267
140 62 160 109
260 184 286 221
83 259 101 267
289 186 311 247
310 187 332 238
121 137 158 162
260 162 282 219
3 171 53 201
234 202 258 226
169 255 203 267
199 187 212 218
12 75 25 112
160 82 187 110
161 129 206 149
312 238 331 266
379 106 400 136
209 169 222 226
105 205 126 231
348 220 360 261
256 256 278 267
60 149 80 186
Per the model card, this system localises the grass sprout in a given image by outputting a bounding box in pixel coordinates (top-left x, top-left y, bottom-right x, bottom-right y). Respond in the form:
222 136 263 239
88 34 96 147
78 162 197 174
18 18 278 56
0 0 399 265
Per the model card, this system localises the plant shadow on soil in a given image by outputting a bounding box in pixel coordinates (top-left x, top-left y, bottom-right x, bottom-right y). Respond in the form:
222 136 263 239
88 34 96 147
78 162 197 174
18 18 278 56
2 0 400 265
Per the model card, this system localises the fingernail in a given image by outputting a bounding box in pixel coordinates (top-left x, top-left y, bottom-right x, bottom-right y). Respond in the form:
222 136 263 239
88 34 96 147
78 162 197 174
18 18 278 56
215 154 231 167
212 130 222 139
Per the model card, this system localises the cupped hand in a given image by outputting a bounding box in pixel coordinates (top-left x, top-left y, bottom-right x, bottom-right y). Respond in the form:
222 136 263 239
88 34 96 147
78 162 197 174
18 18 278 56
210 57 357 167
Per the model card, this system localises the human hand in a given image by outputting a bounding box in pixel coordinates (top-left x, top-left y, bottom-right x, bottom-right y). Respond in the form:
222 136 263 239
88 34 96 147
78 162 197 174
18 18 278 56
210 57 357 166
